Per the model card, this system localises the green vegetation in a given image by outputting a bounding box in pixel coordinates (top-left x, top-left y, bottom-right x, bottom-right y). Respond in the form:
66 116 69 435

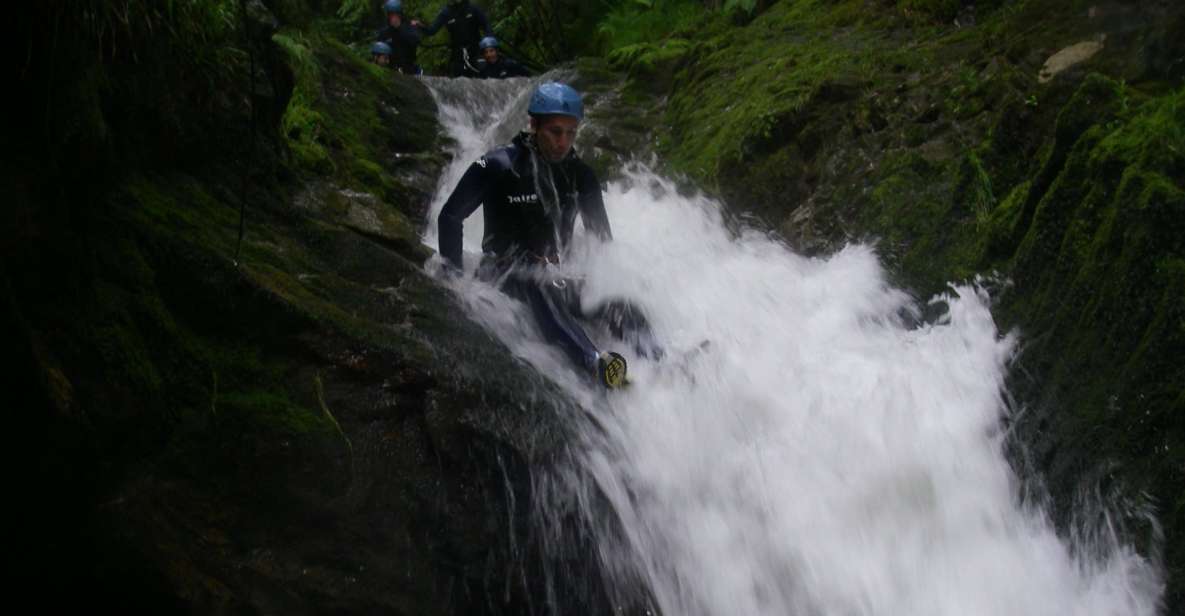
276 31 333 171
598 0 707 52
589 0 1185 607
9 0 1184 610
8 1 456 609
898 0 960 22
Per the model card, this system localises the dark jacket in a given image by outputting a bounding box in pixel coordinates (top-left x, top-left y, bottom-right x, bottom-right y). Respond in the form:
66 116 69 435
476 56 530 79
376 23 422 75
420 1 490 51
438 132 610 270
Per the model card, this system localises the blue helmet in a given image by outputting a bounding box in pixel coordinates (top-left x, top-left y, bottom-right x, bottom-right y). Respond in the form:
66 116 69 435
384 0 402 14
371 41 393 56
528 82 584 120
479 36 499 50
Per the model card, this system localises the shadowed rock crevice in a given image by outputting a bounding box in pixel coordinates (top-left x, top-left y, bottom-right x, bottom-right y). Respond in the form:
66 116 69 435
8 3 615 613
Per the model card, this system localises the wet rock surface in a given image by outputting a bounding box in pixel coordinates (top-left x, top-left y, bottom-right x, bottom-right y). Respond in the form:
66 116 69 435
8 8 605 613
590 0 1184 609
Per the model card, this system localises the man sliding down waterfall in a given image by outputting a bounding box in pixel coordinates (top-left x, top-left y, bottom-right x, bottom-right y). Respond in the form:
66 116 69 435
437 82 661 389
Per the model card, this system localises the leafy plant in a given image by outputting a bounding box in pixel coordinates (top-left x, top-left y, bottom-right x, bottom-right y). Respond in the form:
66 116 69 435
336 0 371 22
597 0 706 53
723 0 758 13
273 31 332 171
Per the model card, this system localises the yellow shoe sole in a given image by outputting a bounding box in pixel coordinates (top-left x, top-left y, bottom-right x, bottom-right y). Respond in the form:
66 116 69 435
600 352 628 389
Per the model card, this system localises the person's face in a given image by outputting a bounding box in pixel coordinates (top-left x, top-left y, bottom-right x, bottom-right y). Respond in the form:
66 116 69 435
531 115 579 163
482 47 498 64
374 54 390 66
387 12 402 27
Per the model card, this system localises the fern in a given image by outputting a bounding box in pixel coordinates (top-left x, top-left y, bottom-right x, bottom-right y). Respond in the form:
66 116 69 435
598 0 706 52
336 0 371 22
722 0 757 13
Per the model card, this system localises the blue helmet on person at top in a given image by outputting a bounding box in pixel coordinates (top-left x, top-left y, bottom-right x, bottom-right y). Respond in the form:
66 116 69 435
384 0 403 14
479 36 499 50
527 82 583 121
371 41 393 56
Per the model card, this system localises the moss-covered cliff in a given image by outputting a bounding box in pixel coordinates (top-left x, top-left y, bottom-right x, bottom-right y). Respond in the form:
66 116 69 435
10 0 1183 611
597 0 1183 607
7 2 615 612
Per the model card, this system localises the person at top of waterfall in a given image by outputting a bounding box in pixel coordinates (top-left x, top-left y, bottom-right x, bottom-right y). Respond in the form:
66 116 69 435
375 0 423 75
411 0 491 77
474 36 530 79
437 82 661 389
370 41 394 67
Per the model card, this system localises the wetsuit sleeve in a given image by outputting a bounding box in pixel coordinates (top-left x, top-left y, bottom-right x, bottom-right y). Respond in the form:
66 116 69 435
420 7 448 36
577 166 612 242
475 7 492 36
438 158 493 269
510 59 531 77
401 23 422 45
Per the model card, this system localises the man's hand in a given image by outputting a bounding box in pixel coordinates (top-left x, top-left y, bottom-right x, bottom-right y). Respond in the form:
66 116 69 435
411 19 422 27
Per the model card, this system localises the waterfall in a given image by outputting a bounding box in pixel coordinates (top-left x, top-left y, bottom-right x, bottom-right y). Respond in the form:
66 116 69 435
420 75 1163 616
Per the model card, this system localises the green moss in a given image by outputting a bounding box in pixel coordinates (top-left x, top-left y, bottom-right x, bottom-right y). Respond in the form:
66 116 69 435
660 1 883 184
982 83 1185 596
956 151 996 226
351 157 386 187
220 391 335 437
272 31 439 223
898 0 960 22
944 63 989 119
597 0 707 52
861 149 986 288
1056 73 1131 145
979 179 1030 262
592 0 1185 604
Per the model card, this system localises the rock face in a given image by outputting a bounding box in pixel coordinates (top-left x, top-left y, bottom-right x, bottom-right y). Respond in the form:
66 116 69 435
1039 39 1106 83
7 4 611 613
9 0 1184 611
591 0 1185 609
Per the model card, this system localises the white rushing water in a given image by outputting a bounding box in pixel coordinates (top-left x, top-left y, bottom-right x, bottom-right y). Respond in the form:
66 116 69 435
419 76 1163 615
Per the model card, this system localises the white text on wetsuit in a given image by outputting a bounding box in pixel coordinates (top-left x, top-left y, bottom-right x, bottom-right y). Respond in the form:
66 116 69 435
506 193 539 205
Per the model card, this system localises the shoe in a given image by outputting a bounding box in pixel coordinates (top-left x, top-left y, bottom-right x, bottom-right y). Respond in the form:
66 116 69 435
596 351 629 389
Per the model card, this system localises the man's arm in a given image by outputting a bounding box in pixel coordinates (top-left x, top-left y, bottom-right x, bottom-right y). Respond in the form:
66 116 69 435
401 23 422 45
474 6 492 36
508 59 531 77
438 157 492 269
576 165 612 242
417 7 448 36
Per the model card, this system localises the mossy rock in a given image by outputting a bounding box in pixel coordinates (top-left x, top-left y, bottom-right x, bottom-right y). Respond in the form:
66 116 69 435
597 2 1185 606
8 8 605 612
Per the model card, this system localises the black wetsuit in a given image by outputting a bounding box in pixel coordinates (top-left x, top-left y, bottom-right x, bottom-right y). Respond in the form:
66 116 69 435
438 132 659 373
376 23 422 75
476 57 531 79
419 1 490 77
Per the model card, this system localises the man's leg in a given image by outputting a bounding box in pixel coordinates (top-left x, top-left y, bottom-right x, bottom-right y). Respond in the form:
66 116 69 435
503 276 600 374
587 299 665 360
448 48 466 77
550 277 663 361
